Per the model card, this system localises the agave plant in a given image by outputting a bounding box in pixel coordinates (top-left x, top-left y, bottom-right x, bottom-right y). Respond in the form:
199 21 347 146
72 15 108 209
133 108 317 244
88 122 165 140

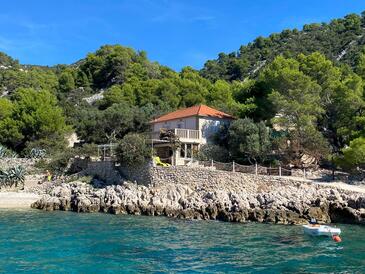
9 165 26 187
0 170 8 187
0 146 6 158
0 145 18 159
0 165 26 188
29 148 47 159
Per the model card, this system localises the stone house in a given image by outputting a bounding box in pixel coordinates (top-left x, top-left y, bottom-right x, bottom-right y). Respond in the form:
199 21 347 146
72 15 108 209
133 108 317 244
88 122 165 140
150 104 234 165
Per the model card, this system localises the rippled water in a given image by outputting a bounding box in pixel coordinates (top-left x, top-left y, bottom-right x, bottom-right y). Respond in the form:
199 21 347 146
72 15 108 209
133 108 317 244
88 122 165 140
0 210 364 273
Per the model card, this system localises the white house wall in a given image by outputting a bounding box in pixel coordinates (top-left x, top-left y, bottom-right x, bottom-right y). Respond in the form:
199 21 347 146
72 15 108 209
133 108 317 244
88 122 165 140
153 117 198 132
198 117 231 144
152 116 232 145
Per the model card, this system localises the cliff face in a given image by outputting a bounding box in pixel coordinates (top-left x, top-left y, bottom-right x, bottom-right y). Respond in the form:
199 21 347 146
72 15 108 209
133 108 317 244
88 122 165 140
31 168 365 225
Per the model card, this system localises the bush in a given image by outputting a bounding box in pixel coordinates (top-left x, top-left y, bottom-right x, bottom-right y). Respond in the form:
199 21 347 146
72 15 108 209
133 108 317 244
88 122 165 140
23 135 67 157
41 149 75 174
335 137 365 171
116 133 151 166
74 143 98 158
196 144 230 162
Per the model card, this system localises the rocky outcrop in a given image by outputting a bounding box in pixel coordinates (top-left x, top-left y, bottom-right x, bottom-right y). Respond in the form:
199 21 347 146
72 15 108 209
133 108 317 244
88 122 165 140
31 176 365 225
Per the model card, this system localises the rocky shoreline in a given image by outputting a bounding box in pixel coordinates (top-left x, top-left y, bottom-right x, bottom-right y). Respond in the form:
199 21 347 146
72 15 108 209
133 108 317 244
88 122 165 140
31 175 365 225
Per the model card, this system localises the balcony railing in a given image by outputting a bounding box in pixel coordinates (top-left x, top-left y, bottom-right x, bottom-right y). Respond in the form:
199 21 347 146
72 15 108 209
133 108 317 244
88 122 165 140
151 128 201 141
174 128 200 139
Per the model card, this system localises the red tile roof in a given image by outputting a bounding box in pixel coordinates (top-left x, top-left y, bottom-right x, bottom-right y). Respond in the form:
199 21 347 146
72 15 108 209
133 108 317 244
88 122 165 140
150 105 234 123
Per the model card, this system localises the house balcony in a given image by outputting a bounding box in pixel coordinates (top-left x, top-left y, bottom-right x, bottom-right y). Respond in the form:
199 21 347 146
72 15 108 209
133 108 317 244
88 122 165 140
151 128 202 144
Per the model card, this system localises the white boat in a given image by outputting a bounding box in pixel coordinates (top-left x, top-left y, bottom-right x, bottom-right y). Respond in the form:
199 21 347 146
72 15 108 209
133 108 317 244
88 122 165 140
303 224 341 237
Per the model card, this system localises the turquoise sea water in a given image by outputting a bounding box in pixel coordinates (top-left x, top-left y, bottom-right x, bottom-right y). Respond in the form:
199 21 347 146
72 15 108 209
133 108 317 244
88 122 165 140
0 210 364 273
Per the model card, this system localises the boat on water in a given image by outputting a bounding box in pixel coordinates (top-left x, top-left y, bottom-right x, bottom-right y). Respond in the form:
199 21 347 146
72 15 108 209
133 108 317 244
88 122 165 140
303 224 341 237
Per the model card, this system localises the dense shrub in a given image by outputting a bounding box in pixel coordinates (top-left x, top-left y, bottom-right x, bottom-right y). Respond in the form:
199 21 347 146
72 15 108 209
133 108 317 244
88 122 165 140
335 137 365 171
196 144 230 163
116 133 151 166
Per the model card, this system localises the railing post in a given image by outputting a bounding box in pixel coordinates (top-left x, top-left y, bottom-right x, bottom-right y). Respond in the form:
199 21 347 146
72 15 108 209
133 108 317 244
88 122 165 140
279 166 282 177
255 163 258 175
232 161 235 172
211 159 214 168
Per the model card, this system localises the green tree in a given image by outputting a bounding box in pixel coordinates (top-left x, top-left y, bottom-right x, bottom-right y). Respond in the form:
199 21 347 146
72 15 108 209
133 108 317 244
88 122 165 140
116 133 151 166
75 102 153 144
0 98 13 119
261 56 329 164
101 84 136 108
228 118 271 164
336 137 365 171
264 56 324 127
0 67 58 94
0 88 69 151
58 71 75 93
75 70 90 88
197 144 230 162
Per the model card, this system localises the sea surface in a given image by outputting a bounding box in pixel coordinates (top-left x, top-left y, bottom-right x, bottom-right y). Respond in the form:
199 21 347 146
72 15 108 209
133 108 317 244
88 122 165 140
0 210 364 273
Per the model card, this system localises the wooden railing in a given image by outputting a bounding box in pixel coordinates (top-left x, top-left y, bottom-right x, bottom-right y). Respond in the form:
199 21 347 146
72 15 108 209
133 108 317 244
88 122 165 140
198 160 293 177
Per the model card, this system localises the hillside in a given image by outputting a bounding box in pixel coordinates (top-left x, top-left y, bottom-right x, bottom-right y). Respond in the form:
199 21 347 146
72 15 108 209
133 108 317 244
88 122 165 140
200 12 365 81
0 11 364 171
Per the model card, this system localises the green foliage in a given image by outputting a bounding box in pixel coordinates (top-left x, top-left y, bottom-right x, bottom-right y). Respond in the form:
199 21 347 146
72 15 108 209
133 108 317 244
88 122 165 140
78 45 158 88
0 67 58 94
335 137 365 171
58 71 75 93
264 56 324 130
228 118 272 164
0 88 69 152
75 102 152 144
0 98 13 119
75 143 98 157
116 133 151 166
196 144 230 162
44 149 75 174
0 52 19 67
201 13 365 81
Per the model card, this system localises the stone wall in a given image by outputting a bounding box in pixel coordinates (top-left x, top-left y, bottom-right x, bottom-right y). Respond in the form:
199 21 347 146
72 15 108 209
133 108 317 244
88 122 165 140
118 164 152 186
121 165 315 193
80 161 122 185
79 161 325 192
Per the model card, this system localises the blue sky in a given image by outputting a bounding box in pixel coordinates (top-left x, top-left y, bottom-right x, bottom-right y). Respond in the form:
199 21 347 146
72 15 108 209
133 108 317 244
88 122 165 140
0 0 364 70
